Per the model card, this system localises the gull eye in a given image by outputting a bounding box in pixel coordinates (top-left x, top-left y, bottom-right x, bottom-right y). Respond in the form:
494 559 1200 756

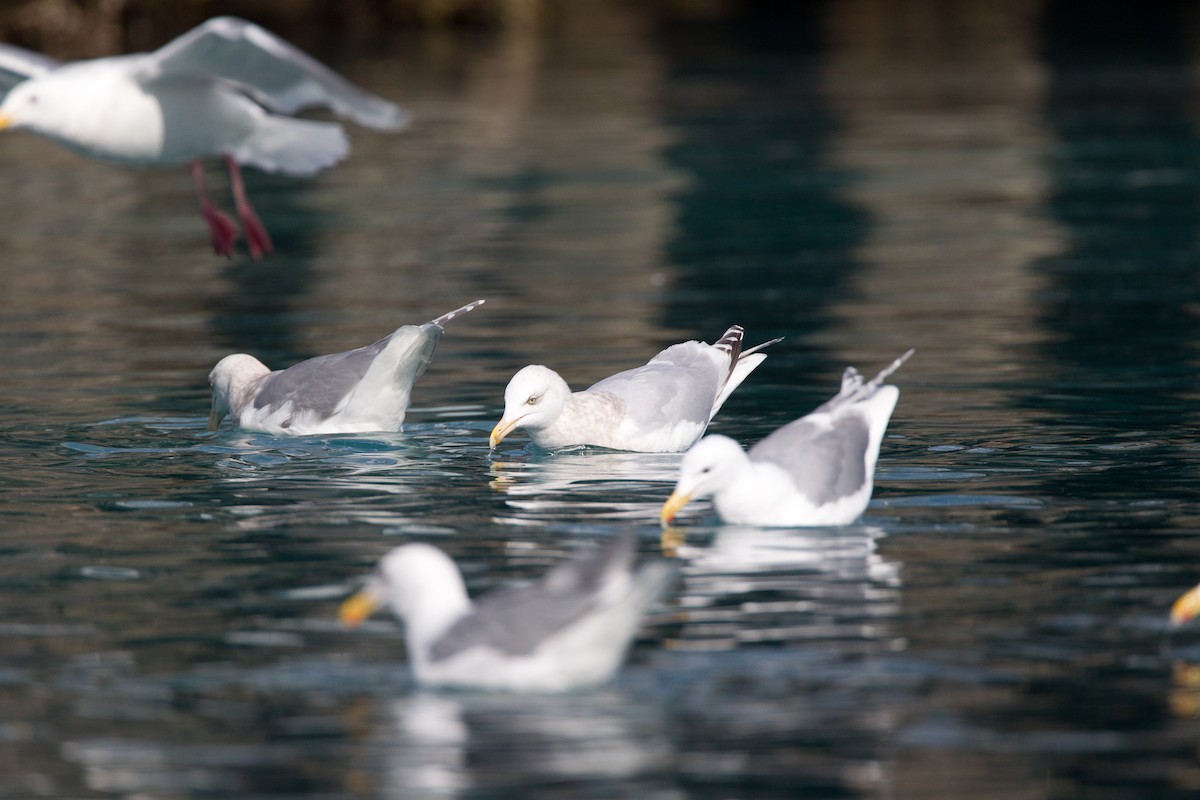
527 394 541 406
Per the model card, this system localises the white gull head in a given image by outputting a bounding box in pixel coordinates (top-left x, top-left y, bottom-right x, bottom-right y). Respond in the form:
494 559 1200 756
207 353 270 430
490 364 571 448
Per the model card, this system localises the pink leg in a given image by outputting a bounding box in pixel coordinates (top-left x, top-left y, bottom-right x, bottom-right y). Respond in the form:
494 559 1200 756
190 159 238 258
226 156 274 261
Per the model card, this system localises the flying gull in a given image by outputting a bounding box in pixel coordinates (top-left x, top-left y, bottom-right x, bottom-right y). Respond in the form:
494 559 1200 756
0 16 408 258
661 349 913 527
207 299 484 435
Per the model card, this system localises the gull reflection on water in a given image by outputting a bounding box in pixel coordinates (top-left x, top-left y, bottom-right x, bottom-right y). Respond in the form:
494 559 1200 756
352 689 674 798
206 426 482 531
489 448 682 523
665 524 903 652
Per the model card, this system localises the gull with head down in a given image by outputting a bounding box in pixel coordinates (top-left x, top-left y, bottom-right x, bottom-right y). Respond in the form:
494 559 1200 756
490 325 781 453
339 531 675 692
662 349 913 527
207 300 484 435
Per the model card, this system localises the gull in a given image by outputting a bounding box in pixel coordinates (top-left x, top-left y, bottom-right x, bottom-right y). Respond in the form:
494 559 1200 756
0 16 408 259
490 326 781 453
339 531 676 692
1171 582 1200 626
207 299 483 435
661 349 914 527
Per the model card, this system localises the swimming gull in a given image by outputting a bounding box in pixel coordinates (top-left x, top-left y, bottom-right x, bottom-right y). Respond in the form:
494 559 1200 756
490 326 782 453
661 349 914 527
1171 582 1200 626
0 17 408 259
208 299 483 435
339 531 675 692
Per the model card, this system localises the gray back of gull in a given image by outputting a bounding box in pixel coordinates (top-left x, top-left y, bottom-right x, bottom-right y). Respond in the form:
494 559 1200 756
586 343 721 432
429 532 637 661
252 336 390 421
748 413 871 507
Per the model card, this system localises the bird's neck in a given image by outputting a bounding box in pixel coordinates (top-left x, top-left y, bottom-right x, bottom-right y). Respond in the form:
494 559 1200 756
528 391 623 450
712 461 789 524
404 588 471 659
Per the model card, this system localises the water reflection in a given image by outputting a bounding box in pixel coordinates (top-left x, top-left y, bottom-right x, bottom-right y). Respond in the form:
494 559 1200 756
654 1 865 367
1032 0 1200 439
667 525 901 652
351 690 675 798
489 447 679 525
9 1 1200 798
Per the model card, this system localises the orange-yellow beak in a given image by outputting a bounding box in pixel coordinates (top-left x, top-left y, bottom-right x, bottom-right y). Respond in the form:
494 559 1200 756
490 416 521 449
0 114 11 132
339 589 380 627
1171 583 1200 626
660 488 693 529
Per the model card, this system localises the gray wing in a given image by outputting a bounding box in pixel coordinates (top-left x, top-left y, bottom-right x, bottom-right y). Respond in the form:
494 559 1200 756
134 16 408 130
252 336 388 420
430 532 637 661
0 43 57 93
748 414 871 507
586 343 721 432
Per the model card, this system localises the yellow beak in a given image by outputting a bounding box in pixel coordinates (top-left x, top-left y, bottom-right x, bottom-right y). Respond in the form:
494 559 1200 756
207 405 224 431
1172 583 1200 626
0 114 11 131
660 488 693 528
490 416 521 449
339 589 380 627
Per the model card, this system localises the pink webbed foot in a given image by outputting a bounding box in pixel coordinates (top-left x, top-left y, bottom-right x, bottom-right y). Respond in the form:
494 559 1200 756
236 202 275 261
190 160 239 258
201 204 240 258
226 156 275 260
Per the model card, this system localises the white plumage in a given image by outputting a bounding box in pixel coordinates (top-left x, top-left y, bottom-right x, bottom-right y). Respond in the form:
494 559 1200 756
662 350 913 527
207 300 484 436
0 17 408 258
490 325 781 453
339 532 675 692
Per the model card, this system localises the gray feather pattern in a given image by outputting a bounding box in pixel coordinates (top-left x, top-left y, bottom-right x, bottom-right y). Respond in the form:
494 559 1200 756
137 16 408 130
429 532 637 662
587 343 721 431
252 336 390 419
0 43 58 93
748 414 871 506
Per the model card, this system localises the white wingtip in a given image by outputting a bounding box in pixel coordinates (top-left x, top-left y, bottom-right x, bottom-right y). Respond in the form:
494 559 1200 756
870 348 915 387
741 336 784 358
429 299 485 329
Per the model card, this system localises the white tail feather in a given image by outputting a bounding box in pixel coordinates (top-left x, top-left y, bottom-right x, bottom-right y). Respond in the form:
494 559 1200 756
708 334 782 421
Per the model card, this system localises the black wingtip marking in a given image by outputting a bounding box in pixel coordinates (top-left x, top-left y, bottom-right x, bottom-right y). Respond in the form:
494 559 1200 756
712 325 746 386
712 325 745 355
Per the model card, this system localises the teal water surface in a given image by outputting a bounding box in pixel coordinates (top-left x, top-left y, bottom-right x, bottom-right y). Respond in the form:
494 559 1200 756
4 1 1200 797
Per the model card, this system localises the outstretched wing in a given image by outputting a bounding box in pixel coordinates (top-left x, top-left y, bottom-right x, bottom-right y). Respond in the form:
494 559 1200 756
134 16 408 130
0 43 58 94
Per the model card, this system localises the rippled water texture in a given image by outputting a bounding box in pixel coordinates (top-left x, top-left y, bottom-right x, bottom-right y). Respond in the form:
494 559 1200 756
4 1 1200 797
